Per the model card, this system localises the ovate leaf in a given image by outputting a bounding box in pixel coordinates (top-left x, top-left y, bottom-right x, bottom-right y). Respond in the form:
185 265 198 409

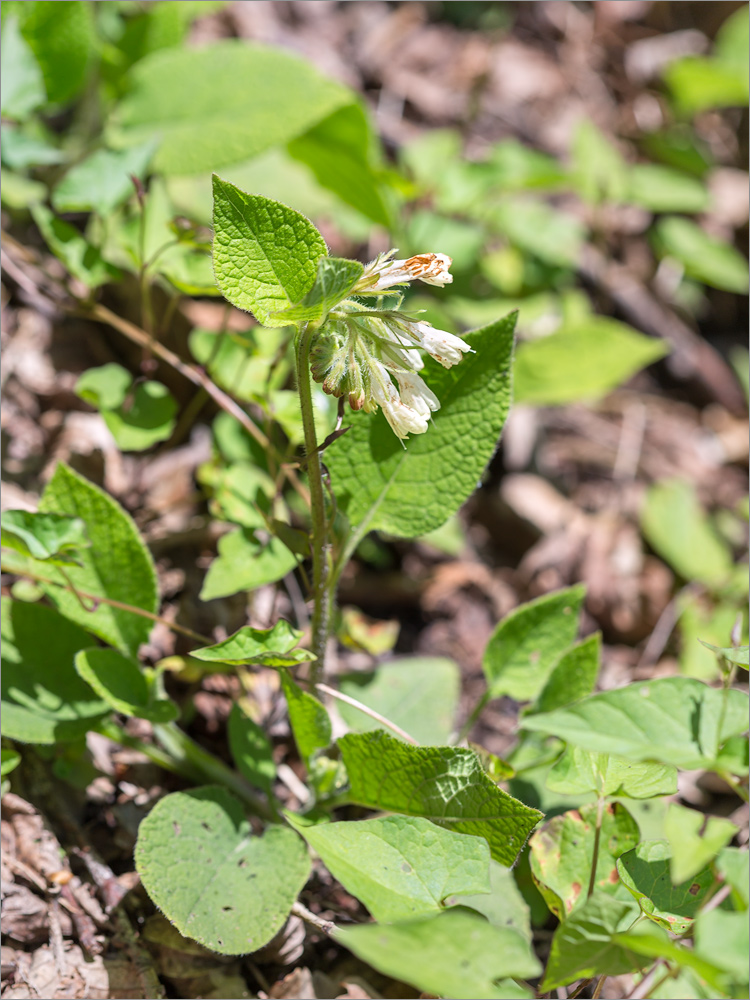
338 730 542 866
326 313 516 538
654 216 749 294
227 703 275 796
1 598 110 744
336 909 540 1000
521 677 749 771
212 176 327 327
192 621 312 668
280 672 332 770
36 464 159 656
617 841 714 933
288 813 490 922
483 585 585 702
74 648 178 725
529 803 640 920
110 42 351 175
135 786 310 955
530 632 601 714
337 656 459 745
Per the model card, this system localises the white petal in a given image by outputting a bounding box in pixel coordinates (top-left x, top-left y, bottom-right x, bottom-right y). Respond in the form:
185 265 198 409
395 370 440 417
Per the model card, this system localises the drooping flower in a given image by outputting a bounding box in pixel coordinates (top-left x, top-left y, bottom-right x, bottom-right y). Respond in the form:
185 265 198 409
389 317 472 369
355 250 454 294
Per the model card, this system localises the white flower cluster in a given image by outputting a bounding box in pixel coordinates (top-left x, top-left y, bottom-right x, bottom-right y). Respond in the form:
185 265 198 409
310 251 472 441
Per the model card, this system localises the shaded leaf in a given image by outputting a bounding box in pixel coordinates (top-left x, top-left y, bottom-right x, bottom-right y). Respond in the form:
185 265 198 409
529 632 601 715
280 672 332 770
617 840 714 933
74 648 178 725
228 703 275 796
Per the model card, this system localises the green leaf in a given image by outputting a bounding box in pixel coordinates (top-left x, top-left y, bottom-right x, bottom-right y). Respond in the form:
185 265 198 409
338 730 542 867
212 176 327 327
446 857 533 945
0 168 46 210
288 813 491 922
529 803 640 920
189 326 290 405
336 909 540 1000
280 672 332 770
270 256 363 324
199 528 299 602
0 16 45 120
665 56 749 114
192 621 310 667
491 199 585 267
529 632 601 715
0 125 64 169
715 847 749 910
0 510 89 564
654 217 749 294
337 657 459 746
105 383 178 452
642 478 733 589
521 677 749 771
135 786 310 955
514 319 669 406
0 748 21 778
546 748 677 800
612 921 729 995
227 703 275 796
627 164 710 213
617 840 714 934
326 313 516 538
74 648 178 725
31 205 121 288
111 42 351 175
572 120 629 205
695 909 750 984
1 598 110 744
75 363 132 410
698 640 749 669
52 141 156 215
36 463 159 656
541 894 646 991
664 803 737 885
9 0 95 105
288 103 393 227
482 585 585 702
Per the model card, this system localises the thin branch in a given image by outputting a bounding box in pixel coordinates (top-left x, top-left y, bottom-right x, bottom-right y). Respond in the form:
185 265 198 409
625 960 668 1000
316 683 419 745
1 559 211 645
291 901 336 937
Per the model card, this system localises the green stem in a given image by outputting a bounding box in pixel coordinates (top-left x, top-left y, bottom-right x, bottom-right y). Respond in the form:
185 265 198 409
153 722 275 820
296 322 332 691
587 794 606 899
455 690 490 744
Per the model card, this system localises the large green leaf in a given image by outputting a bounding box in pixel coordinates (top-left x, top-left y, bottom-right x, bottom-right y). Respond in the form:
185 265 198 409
36 463 159 656
1 598 110 744
522 677 749 771
617 841 714 934
336 909 540 1000
135 787 310 955
529 803 640 920
288 813 490 922
337 656 459 745
642 478 733 589
483 585 585 702
514 319 668 406
200 528 298 602
8 1 95 105
110 42 351 174
541 894 645 990
74 648 178 725
338 730 542 866
326 314 516 539
288 103 393 227
664 803 737 884
212 176 327 327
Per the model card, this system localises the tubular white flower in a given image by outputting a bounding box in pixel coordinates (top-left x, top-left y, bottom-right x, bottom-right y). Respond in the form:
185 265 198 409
356 251 453 293
397 319 472 369
369 361 430 439
394 370 440 419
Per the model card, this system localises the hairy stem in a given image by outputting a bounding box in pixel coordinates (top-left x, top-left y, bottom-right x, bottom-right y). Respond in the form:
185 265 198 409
296 323 332 691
